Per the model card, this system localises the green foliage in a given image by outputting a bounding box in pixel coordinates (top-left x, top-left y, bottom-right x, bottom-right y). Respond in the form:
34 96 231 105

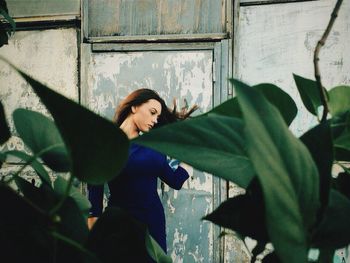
300 122 333 210
13 108 71 172
203 178 269 243
0 0 15 47
311 190 350 249
1 42 350 263
14 65 130 185
135 114 255 188
0 101 10 144
233 78 319 263
0 62 171 262
86 207 170 263
293 74 322 116
204 83 297 126
328 86 350 116
135 75 350 262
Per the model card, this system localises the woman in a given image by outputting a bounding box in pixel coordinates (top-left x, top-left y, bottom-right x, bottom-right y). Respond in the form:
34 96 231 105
87 88 195 254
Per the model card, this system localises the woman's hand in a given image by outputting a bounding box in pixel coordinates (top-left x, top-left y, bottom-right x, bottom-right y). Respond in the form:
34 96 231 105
87 217 98 230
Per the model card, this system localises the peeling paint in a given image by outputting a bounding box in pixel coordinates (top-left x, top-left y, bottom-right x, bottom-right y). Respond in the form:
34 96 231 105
0 28 79 153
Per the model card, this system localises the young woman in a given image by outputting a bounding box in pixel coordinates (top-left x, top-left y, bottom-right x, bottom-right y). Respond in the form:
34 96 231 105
87 88 196 254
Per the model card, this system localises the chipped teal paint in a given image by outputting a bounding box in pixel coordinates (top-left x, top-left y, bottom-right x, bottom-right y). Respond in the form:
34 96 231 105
89 50 213 119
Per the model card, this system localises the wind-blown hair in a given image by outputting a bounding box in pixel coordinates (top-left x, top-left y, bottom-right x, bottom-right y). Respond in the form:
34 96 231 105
113 88 198 128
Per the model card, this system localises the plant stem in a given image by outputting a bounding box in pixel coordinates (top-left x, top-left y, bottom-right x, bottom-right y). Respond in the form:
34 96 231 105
313 0 343 122
49 173 74 216
4 143 64 185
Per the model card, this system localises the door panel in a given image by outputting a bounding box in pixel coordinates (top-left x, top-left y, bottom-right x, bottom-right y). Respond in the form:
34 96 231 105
83 46 219 262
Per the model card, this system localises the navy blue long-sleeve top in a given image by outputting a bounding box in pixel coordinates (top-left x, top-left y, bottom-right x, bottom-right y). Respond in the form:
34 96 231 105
87 144 189 253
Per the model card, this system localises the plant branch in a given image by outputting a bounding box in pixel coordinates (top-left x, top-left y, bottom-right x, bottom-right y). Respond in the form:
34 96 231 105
4 143 64 185
313 0 343 122
49 173 74 216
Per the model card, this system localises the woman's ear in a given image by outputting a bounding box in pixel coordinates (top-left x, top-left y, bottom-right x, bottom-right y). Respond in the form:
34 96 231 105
131 105 137 114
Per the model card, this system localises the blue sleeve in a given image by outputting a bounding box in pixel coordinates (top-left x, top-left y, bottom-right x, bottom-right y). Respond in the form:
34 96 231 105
87 184 104 217
159 155 189 190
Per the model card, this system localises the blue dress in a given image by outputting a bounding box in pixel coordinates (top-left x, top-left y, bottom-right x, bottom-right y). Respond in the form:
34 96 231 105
88 144 189 253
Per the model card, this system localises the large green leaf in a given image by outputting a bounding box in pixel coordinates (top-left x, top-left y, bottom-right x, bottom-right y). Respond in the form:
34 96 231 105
311 190 350 249
334 131 350 151
0 184 53 262
203 179 269 242
4 177 88 262
233 78 320 263
145 230 172 263
6 150 52 186
0 101 11 145
328 86 350 116
206 83 297 126
332 172 350 200
293 74 322 116
13 109 71 172
11 175 89 245
54 176 91 219
86 207 152 263
300 122 333 213
332 111 350 161
255 83 298 126
205 97 241 118
135 114 255 188
7 63 129 185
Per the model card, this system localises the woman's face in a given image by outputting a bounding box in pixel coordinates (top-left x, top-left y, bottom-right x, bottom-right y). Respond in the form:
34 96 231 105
132 99 162 132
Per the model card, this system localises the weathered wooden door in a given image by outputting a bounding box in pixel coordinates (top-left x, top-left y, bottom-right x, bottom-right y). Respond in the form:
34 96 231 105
82 0 233 261
81 40 230 262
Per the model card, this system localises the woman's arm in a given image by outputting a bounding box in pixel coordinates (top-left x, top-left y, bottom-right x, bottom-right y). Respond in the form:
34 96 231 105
158 156 189 190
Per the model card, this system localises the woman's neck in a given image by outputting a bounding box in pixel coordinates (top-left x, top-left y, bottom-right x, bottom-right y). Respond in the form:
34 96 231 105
120 117 139 139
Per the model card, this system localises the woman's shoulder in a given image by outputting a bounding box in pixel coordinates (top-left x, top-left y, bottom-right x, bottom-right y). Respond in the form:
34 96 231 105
130 143 165 160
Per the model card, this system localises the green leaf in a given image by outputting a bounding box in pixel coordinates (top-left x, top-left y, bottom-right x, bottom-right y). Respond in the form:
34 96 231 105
300 122 333 212
0 184 53 262
233 78 320 263
0 183 90 261
135 114 255 188
311 190 350 249
13 109 71 172
86 207 150 262
0 7 16 34
0 27 8 47
6 63 129 184
328 86 350 116
332 172 350 200
334 131 350 151
203 179 269 242
254 83 298 126
263 252 281 263
145 230 173 263
54 176 91 219
0 101 11 145
205 97 241 118
206 83 298 126
332 112 350 161
293 74 322 116
6 150 51 186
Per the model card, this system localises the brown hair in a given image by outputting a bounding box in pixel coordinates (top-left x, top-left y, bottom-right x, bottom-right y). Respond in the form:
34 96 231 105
113 88 198 128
